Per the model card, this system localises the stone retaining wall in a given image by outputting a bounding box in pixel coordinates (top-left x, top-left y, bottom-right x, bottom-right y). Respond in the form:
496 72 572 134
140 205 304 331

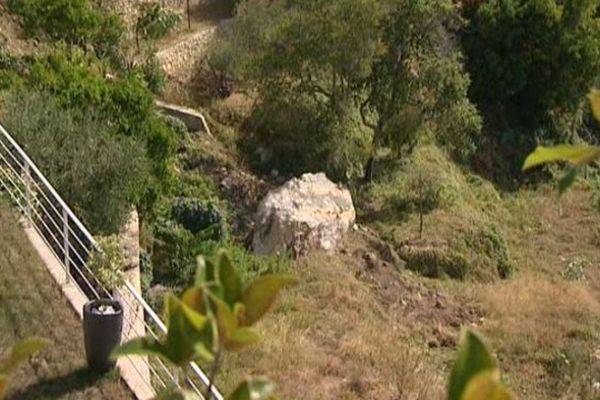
156 27 216 80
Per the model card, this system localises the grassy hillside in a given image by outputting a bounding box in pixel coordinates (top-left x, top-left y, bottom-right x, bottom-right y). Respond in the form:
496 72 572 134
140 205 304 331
3 0 600 399
0 204 133 400
208 146 600 400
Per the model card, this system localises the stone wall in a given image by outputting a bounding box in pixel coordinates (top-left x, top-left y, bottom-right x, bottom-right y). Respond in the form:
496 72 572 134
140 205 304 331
156 26 216 80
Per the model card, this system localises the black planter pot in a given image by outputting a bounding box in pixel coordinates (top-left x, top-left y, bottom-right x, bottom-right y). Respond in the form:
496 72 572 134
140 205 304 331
83 298 123 373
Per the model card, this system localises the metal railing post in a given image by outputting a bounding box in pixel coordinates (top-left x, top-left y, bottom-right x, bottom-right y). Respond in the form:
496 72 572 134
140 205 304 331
63 208 70 283
23 163 31 226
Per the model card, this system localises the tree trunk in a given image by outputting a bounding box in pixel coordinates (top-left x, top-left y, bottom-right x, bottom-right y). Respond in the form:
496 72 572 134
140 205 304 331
363 125 382 183
187 0 191 29
364 156 375 183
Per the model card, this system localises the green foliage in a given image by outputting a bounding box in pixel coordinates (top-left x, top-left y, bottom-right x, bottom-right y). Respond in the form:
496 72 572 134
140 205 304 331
448 330 513 400
1 48 176 205
523 92 600 193
140 250 155 293
88 235 125 289
463 0 600 176
136 3 181 45
400 246 468 280
171 197 224 237
138 56 166 95
8 0 124 57
152 221 209 288
464 226 513 280
217 0 479 180
0 90 152 234
112 250 295 399
0 338 50 400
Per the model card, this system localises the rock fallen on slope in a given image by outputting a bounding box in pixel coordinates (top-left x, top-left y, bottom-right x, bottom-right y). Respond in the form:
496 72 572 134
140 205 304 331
252 173 356 257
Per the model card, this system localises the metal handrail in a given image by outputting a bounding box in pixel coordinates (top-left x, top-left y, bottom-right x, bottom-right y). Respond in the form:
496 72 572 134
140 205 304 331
0 122 223 400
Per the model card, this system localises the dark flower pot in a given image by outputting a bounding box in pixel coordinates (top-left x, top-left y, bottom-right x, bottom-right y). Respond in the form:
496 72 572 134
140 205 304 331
83 298 123 373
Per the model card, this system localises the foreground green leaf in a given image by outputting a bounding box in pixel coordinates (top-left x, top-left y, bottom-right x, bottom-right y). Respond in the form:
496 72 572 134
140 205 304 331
461 371 513 400
522 145 600 170
111 337 165 361
448 330 497 400
240 275 296 326
227 379 275 400
217 251 243 306
588 89 600 122
112 294 213 366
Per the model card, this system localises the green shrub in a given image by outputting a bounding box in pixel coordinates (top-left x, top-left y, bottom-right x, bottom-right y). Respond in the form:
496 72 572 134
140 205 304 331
4 48 177 186
139 55 165 95
88 235 125 289
171 197 224 238
0 90 152 234
140 250 154 293
462 226 513 280
135 2 181 45
151 220 209 288
243 95 370 181
8 0 124 57
400 246 468 280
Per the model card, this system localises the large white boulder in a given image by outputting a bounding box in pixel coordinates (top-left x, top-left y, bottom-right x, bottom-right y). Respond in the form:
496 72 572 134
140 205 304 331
252 173 356 256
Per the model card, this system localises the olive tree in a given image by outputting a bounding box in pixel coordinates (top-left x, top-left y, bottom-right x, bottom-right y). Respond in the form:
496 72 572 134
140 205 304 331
212 0 480 181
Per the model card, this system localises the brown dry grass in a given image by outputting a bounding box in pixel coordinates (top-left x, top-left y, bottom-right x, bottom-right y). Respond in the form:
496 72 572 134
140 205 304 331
356 145 600 399
217 251 444 400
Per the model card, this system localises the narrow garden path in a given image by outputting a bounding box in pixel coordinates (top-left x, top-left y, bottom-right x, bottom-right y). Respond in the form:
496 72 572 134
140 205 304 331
0 204 133 400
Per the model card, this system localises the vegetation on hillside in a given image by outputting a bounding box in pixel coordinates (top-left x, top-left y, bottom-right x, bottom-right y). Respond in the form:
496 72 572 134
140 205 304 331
2 0 600 398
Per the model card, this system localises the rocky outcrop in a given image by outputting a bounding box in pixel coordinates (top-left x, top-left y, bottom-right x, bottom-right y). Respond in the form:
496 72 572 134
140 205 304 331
252 173 356 257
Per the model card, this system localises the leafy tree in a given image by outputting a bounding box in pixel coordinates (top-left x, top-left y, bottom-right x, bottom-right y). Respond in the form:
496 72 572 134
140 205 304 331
524 90 600 192
359 0 481 180
463 0 600 177
214 0 480 181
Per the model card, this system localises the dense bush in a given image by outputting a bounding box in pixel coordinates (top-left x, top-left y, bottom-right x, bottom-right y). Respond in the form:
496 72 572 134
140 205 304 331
151 221 207 288
8 0 124 57
464 226 513 279
171 197 224 237
0 91 152 234
3 48 176 183
462 0 600 178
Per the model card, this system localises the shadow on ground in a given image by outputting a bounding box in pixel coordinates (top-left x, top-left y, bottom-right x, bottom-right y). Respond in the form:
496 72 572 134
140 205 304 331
7 368 107 400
